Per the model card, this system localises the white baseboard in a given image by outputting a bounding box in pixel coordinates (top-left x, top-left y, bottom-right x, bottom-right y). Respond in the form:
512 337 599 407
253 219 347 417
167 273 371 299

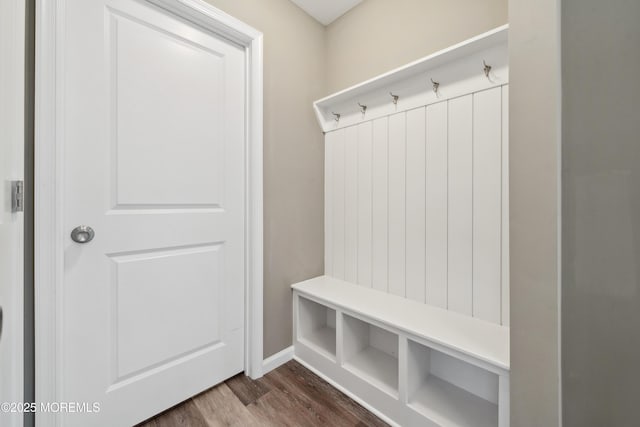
261 346 294 375
293 355 400 427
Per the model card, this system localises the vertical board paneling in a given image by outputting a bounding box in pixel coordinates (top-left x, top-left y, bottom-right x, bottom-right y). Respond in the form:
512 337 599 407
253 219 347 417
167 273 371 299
425 102 448 309
372 118 389 292
447 95 473 316
332 129 346 279
325 131 334 276
405 108 426 303
473 88 502 323
388 113 406 297
357 122 373 287
501 85 510 326
323 86 508 326
345 126 359 283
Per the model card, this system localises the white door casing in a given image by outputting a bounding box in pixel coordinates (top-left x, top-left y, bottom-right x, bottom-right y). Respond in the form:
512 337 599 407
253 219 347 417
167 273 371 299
0 1 25 426
35 1 264 426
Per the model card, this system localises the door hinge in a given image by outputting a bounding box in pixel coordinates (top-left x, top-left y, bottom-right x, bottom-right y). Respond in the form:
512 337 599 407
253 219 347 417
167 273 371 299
11 180 24 213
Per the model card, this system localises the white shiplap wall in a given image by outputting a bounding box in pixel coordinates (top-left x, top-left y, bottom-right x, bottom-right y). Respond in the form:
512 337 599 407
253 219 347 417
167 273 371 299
325 85 509 326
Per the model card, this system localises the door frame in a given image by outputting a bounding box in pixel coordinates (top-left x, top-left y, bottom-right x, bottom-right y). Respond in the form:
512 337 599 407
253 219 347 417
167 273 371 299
34 0 264 424
0 1 25 426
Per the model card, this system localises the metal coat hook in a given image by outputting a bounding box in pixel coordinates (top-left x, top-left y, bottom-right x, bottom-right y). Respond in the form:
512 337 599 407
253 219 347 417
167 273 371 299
358 102 367 115
483 60 492 79
389 92 399 105
430 78 440 95
332 112 341 122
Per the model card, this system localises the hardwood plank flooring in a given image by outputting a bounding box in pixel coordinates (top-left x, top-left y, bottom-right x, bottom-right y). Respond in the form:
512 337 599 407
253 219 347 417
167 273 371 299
192 383 263 426
269 361 388 427
137 360 388 427
141 399 208 427
225 372 271 406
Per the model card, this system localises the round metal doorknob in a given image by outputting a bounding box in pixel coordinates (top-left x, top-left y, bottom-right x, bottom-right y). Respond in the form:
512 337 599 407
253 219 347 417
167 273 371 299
70 225 95 243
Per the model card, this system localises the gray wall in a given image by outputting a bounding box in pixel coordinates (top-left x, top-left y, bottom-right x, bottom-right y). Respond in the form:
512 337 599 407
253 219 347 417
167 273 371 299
325 0 508 93
204 0 327 358
508 0 562 425
561 0 640 425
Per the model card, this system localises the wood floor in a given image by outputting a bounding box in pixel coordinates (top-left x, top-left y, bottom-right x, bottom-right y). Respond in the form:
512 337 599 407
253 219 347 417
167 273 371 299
138 360 389 427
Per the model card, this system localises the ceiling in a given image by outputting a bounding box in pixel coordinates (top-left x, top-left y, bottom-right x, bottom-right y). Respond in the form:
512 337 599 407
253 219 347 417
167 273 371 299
289 0 363 26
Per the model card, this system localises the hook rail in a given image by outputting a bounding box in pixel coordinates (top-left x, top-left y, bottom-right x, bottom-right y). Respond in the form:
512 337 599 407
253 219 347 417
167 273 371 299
430 78 440 95
483 60 492 79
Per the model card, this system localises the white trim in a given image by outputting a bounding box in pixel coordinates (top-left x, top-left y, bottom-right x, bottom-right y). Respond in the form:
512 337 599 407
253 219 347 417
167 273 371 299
34 0 62 425
262 346 294 375
246 27 265 381
147 0 262 45
554 0 563 423
315 24 507 105
0 1 25 426
34 1 264 425
313 25 509 133
293 356 401 427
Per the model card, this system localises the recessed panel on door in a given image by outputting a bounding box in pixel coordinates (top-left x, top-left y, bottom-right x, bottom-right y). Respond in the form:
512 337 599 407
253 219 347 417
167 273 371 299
112 12 224 208
111 244 223 380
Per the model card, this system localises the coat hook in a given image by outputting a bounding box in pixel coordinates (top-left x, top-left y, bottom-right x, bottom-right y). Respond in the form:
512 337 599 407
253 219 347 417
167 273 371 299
483 60 492 79
389 92 399 105
430 78 440 95
332 112 341 122
358 102 367 115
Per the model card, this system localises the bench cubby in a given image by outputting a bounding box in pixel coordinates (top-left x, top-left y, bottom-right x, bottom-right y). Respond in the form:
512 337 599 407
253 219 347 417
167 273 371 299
407 339 499 427
343 314 399 397
292 276 510 427
297 296 337 359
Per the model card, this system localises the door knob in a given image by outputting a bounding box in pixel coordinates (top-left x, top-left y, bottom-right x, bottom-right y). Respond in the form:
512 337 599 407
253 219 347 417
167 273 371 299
70 225 95 243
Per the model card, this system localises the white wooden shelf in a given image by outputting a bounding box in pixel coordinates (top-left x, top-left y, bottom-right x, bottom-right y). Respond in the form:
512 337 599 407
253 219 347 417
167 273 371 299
293 276 509 370
409 376 498 427
314 25 508 133
297 296 337 359
292 276 510 427
345 347 399 398
343 314 399 397
302 327 336 358
407 339 499 427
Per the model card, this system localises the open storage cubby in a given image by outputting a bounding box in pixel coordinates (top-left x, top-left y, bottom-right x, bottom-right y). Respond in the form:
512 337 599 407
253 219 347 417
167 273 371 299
342 314 399 397
293 276 510 426
297 296 337 359
407 339 499 427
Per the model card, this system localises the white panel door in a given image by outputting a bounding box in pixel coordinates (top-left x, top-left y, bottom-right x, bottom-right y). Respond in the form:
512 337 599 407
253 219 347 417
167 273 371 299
61 1 245 425
448 95 473 316
473 88 503 323
0 2 24 426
